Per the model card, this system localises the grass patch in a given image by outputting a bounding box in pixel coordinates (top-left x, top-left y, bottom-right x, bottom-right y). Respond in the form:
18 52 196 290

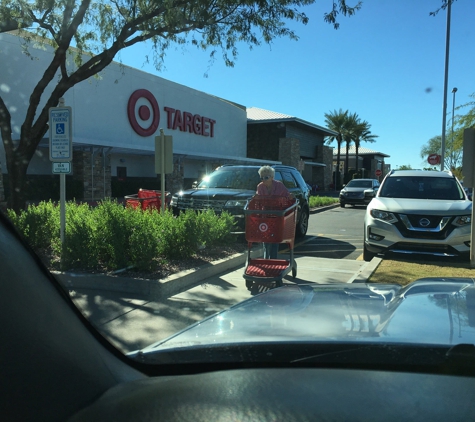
368 256 475 286
309 195 339 208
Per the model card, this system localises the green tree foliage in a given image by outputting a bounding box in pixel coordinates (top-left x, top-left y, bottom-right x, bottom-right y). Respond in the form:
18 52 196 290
324 108 348 188
0 0 362 212
325 109 378 186
351 119 378 174
420 92 475 173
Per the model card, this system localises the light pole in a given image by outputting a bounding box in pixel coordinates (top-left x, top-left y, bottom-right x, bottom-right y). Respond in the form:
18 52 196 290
450 87 457 170
440 0 452 171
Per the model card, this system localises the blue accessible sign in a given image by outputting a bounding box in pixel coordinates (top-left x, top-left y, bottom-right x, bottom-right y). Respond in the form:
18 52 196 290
49 106 72 162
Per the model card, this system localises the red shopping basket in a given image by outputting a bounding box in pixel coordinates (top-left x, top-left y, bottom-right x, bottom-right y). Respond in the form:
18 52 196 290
125 189 169 210
244 196 297 245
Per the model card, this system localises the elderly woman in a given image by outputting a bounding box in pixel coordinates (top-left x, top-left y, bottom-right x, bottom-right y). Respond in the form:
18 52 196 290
256 165 292 259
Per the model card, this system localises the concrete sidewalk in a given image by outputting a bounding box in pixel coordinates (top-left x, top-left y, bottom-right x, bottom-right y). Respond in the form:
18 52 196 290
56 251 382 299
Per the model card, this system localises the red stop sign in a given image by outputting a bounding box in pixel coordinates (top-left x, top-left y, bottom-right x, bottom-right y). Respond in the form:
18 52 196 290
428 154 441 165
375 169 382 177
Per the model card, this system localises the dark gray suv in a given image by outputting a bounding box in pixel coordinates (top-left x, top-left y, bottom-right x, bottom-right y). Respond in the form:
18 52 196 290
170 164 311 237
339 178 380 207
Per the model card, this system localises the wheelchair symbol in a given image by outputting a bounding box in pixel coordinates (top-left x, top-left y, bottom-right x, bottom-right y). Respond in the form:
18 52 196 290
56 123 65 134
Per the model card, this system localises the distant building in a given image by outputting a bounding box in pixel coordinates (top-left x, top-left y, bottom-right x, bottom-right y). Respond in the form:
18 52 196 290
333 146 390 182
247 107 336 190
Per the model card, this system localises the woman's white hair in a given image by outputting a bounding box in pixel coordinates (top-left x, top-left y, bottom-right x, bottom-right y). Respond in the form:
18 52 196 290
258 165 275 178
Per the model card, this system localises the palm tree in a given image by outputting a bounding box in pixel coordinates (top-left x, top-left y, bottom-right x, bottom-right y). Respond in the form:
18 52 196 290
324 109 348 188
352 120 378 175
342 112 359 183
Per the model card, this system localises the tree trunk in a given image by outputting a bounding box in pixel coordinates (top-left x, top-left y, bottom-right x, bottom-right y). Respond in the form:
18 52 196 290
355 142 359 174
6 149 31 213
344 140 350 183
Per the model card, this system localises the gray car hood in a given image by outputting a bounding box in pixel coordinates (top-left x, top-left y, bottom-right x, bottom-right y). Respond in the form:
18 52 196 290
369 197 472 214
133 279 475 356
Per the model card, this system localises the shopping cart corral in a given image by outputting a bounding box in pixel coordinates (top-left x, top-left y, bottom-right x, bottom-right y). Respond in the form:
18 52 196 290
243 195 298 290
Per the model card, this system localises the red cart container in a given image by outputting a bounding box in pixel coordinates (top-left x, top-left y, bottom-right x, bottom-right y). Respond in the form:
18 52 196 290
243 195 298 289
124 189 170 211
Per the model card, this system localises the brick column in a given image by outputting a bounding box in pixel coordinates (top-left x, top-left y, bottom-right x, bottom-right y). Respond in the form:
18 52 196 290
278 138 300 168
73 148 111 202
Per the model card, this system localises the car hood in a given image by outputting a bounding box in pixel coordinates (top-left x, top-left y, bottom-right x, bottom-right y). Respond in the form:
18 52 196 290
131 278 475 357
175 188 255 199
369 197 472 214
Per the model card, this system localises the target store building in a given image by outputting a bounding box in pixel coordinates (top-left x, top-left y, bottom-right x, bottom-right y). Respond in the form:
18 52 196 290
0 32 336 203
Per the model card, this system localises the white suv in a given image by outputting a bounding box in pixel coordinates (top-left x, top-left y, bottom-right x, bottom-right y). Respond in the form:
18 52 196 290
363 170 472 261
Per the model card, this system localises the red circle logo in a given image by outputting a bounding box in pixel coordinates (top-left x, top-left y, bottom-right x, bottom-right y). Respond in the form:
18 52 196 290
127 89 160 137
375 169 382 176
259 223 268 232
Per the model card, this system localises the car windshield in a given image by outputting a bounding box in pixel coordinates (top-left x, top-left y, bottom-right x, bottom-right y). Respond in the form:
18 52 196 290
346 180 373 189
379 176 465 200
2 0 475 382
198 168 260 190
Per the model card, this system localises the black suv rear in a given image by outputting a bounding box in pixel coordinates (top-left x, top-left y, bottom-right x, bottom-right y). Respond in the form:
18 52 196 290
170 164 310 237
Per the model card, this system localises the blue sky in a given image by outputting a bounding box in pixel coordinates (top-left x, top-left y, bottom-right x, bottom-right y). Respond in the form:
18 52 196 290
119 0 474 170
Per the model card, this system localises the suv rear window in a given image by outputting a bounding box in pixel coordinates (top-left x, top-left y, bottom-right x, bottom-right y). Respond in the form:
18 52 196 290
279 171 298 189
379 176 464 200
198 167 260 190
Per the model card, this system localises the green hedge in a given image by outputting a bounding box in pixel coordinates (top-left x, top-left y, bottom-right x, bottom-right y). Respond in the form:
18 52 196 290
8 200 236 272
309 196 339 208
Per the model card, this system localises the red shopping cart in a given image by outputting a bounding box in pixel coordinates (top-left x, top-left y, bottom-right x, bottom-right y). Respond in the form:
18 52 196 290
243 195 298 289
124 189 170 211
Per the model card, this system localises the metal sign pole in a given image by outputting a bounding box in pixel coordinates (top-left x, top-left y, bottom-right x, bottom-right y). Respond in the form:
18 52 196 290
160 129 165 213
60 173 66 244
471 187 475 269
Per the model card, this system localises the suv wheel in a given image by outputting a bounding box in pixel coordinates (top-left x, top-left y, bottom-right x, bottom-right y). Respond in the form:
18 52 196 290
363 242 376 262
296 208 309 238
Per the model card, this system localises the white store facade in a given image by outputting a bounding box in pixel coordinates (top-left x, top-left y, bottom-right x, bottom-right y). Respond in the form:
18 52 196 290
0 32 278 202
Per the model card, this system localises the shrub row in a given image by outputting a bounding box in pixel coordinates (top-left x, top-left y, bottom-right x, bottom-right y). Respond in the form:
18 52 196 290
7 200 236 272
309 195 339 208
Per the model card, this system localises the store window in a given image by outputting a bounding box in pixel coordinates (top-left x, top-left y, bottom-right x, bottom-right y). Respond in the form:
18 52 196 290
117 166 127 182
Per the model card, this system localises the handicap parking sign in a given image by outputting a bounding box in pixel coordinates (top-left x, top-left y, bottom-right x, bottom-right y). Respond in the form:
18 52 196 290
49 106 72 162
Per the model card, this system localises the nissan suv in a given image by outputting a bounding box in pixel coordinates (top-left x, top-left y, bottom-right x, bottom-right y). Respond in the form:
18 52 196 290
363 170 472 261
170 164 311 237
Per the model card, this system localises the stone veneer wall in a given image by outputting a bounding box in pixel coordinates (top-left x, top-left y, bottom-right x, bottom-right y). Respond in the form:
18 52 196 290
321 145 334 190
166 157 185 194
73 149 111 201
278 138 300 169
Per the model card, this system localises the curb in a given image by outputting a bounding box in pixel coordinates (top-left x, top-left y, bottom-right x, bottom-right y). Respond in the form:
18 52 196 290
349 257 383 283
309 203 339 214
55 247 262 298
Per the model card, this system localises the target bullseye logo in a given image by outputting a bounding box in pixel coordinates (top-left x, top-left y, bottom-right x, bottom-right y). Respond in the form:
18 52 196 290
127 89 160 137
259 223 268 232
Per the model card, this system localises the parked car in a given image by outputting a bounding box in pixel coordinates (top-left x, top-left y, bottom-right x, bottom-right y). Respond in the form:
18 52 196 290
363 170 472 261
129 279 475 361
170 164 311 237
464 187 473 201
339 178 380 207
